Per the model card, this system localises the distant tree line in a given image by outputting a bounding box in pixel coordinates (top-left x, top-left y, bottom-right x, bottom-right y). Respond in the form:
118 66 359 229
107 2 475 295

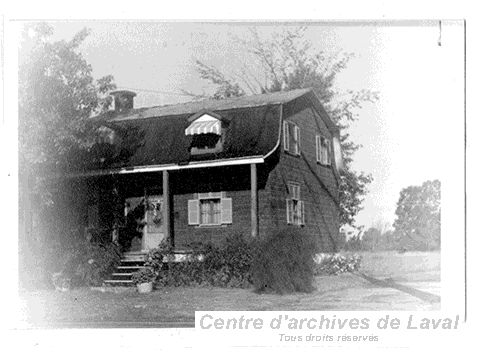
341 179 441 252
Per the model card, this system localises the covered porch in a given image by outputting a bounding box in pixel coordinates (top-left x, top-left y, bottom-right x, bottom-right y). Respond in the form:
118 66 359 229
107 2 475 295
82 160 266 256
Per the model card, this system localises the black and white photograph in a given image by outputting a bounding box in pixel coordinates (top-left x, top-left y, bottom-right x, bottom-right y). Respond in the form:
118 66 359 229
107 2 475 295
3 6 472 359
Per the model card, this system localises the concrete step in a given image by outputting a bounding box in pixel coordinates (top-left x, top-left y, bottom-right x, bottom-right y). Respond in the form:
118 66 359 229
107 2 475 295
122 252 147 258
104 251 148 286
104 279 134 284
122 256 146 259
120 259 146 265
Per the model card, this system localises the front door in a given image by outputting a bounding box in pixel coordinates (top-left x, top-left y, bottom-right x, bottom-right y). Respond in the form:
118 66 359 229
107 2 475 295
124 195 164 252
143 195 164 251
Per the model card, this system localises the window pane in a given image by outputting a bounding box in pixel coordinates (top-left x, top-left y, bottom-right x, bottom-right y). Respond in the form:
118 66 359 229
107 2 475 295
292 200 299 224
288 123 296 153
200 198 221 225
213 201 221 224
200 201 209 224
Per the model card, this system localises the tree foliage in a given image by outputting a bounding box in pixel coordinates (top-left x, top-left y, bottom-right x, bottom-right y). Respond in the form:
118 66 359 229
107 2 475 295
18 23 117 288
188 27 376 227
393 179 441 249
18 23 116 183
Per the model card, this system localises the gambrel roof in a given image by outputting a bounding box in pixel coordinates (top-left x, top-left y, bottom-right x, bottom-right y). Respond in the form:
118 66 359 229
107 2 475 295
61 88 338 176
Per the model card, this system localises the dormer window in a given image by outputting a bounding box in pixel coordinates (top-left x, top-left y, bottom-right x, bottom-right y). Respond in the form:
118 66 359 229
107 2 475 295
185 111 226 155
96 126 117 145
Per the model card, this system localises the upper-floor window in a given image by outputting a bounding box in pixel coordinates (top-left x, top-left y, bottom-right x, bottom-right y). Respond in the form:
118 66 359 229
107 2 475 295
316 134 331 166
96 126 117 145
185 112 225 155
286 183 305 226
283 121 301 156
188 192 232 226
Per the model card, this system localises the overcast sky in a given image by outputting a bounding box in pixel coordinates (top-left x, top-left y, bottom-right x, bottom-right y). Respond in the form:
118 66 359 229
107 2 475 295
27 21 464 229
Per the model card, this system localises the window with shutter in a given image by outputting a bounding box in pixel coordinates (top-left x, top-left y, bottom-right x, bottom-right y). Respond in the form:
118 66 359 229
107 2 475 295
284 121 300 155
317 134 332 166
286 182 305 226
188 192 232 226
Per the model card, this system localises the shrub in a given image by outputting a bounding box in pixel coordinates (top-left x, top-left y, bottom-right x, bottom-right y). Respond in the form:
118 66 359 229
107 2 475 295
55 229 122 288
131 267 156 284
144 246 165 273
251 228 317 294
314 253 362 275
156 233 255 288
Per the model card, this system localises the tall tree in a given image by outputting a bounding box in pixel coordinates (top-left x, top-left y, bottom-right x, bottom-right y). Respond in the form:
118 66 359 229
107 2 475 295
18 23 116 287
18 23 116 199
393 179 441 249
188 27 375 227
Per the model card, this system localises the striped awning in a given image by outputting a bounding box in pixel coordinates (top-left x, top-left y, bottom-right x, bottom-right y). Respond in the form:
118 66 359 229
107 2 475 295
185 119 221 136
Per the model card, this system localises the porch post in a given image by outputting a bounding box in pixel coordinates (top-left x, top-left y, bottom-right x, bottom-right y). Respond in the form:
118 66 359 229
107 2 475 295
162 170 172 243
250 163 259 238
111 178 121 245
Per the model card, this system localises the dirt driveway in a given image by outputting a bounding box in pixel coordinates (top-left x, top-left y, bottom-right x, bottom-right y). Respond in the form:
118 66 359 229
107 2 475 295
16 251 440 328
357 251 441 299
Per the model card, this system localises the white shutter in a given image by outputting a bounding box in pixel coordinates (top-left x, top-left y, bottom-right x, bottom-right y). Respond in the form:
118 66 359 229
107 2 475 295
294 125 300 155
300 201 305 225
221 197 232 224
333 136 344 171
316 135 321 163
283 121 289 151
286 199 293 224
188 199 200 225
326 139 331 165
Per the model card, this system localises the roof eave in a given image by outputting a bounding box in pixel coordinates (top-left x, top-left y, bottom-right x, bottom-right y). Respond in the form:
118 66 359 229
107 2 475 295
302 90 339 136
56 156 266 179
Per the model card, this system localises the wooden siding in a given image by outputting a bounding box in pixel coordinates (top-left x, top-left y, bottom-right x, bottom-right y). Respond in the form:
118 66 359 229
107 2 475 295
260 99 340 252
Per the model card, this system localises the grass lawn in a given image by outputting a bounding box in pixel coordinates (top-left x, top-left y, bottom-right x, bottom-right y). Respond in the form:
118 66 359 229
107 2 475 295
17 250 441 329
15 251 440 328
17 275 366 328
358 251 440 281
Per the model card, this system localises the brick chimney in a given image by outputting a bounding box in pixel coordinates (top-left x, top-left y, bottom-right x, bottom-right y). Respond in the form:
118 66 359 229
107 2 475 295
110 90 137 112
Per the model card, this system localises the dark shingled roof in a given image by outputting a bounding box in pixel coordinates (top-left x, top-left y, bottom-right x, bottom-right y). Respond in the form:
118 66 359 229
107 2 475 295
97 88 312 123
66 88 336 173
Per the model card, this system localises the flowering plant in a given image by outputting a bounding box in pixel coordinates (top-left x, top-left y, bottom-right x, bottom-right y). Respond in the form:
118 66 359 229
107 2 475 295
144 247 164 273
131 267 156 284
314 253 362 275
